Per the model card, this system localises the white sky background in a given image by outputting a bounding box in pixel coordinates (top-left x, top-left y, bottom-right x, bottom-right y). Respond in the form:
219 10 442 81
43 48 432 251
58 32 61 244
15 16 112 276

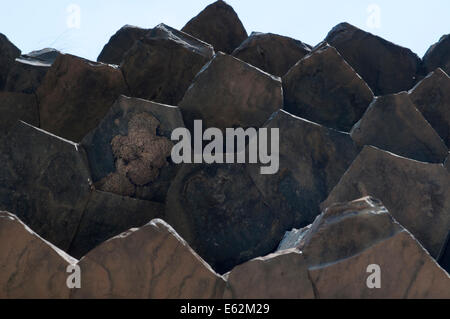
0 0 448 61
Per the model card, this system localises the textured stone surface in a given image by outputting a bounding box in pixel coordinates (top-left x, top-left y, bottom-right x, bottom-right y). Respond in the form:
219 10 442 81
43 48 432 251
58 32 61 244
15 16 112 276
0 122 92 251
350 92 448 163
438 231 450 274
423 34 450 76
165 163 275 274
232 32 311 77
68 190 164 259
179 52 282 131
182 0 247 54
0 92 39 136
97 25 147 65
247 110 360 233
409 68 450 147
0 33 21 90
37 54 129 142
283 44 374 132
121 23 214 106
82 95 184 203
224 249 315 299
72 219 226 299
325 23 423 95
322 146 450 257
0 212 76 299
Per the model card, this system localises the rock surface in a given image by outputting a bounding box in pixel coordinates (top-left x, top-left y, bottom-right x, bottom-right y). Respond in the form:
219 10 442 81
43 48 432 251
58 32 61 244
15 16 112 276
121 24 213 106
0 122 92 251
68 191 164 259
81 95 184 203
179 52 283 131
423 34 450 76
325 23 423 95
350 92 448 163
37 54 129 142
0 33 21 90
72 219 226 299
232 32 311 77
283 44 374 132
182 0 247 54
0 92 39 136
0 212 76 299
97 25 148 65
322 146 450 257
409 68 450 147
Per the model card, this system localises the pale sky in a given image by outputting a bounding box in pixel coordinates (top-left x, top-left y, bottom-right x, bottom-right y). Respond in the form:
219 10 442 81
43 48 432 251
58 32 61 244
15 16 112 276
0 0 448 61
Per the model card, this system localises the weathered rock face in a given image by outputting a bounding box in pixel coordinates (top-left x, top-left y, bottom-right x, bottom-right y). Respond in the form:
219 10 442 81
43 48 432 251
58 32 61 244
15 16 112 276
165 163 276 274
283 44 374 132
423 34 450 76
0 33 21 90
67 191 164 259
179 52 283 131
445 156 450 172
82 95 184 203
0 92 39 136
409 68 450 147
0 122 92 251
325 23 423 96
121 23 214 106
223 249 315 299
246 110 360 232
4 48 60 94
322 146 450 258
0 212 76 299
232 32 311 77
72 219 226 299
97 25 148 65
438 231 450 274
181 0 247 54
350 92 448 163
37 54 129 142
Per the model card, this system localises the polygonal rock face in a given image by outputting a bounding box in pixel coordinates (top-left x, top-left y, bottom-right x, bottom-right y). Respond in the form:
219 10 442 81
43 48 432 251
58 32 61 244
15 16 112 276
0 33 21 90
246 110 360 233
223 249 315 299
121 23 214 106
423 34 450 76
72 219 226 299
37 54 129 142
283 45 374 132
232 32 311 77
165 163 276 274
0 92 39 136
81 95 184 203
179 52 283 131
409 68 450 147
67 190 164 259
181 0 248 54
322 146 450 257
0 122 92 251
325 23 423 96
350 92 448 163
97 25 148 65
0 212 76 299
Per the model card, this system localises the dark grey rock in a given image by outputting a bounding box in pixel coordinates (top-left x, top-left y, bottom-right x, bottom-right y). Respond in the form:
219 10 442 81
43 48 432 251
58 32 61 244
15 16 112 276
0 92 39 136
423 34 450 76
0 33 21 90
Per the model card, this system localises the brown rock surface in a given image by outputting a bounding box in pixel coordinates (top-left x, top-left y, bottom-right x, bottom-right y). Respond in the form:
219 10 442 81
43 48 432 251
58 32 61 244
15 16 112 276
232 32 311 77
72 219 226 299
325 23 423 95
0 33 21 90
322 146 450 257
179 52 283 131
0 92 39 136
182 0 247 54
37 54 129 142
121 23 214 105
283 44 374 132
0 212 76 299
350 92 448 163
409 68 450 147
423 34 450 76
